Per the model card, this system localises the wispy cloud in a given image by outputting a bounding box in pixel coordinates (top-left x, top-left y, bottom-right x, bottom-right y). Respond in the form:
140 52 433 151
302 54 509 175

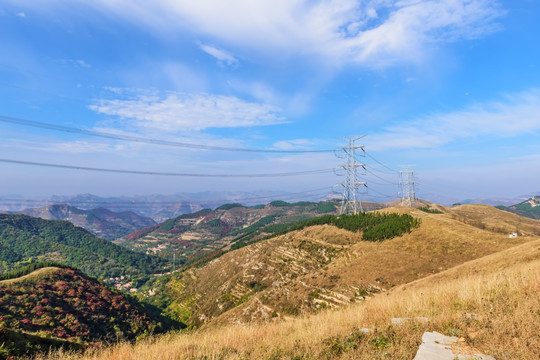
89 89 286 132
57 59 92 68
367 89 540 151
88 0 503 67
199 43 238 66
272 139 313 150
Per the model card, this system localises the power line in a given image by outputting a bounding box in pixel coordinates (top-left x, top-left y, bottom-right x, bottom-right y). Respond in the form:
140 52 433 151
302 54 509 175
0 158 333 178
364 167 399 185
0 115 335 154
366 186 398 199
365 152 399 173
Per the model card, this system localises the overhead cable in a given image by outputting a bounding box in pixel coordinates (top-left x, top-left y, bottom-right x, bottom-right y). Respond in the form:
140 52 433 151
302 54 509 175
0 115 334 154
367 186 398 199
365 168 399 185
365 152 399 173
0 158 333 178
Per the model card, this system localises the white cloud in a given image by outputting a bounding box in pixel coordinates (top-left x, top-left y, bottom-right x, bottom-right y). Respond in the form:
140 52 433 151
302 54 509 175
89 0 503 67
367 89 540 151
199 44 238 66
16 12 26 18
89 89 286 131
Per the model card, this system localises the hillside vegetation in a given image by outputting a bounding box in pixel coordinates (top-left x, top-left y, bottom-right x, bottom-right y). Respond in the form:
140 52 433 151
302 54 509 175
0 214 165 279
0 267 182 359
34 229 540 359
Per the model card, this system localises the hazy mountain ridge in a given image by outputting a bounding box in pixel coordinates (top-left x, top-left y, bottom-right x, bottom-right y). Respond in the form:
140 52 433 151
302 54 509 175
14 204 156 241
0 191 326 222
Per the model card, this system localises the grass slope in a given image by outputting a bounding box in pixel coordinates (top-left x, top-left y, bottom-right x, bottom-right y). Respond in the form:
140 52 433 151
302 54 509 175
34 229 540 359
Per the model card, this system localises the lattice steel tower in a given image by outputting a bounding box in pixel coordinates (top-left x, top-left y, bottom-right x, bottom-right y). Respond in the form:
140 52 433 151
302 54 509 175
400 166 415 207
335 136 367 214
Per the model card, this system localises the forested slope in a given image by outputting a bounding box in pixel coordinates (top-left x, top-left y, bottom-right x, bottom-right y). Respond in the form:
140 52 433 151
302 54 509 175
0 214 166 278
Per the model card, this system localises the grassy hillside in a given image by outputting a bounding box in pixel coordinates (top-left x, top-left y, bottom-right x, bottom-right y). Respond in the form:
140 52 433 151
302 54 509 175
17 204 156 241
33 231 540 359
146 204 539 328
0 214 166 279
0 266 182 359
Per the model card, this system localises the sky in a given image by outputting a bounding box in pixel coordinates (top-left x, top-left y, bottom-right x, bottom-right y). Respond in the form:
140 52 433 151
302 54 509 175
0 0 539 204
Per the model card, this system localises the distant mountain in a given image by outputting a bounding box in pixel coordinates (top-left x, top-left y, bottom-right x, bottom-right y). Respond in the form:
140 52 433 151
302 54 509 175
496 196 540 220
0 191 336 222
15 204 156 241
115 199 387 270
0 265 182 358
0 214 166 279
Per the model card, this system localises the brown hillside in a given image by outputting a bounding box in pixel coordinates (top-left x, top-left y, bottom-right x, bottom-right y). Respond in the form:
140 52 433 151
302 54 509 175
161 204 540 327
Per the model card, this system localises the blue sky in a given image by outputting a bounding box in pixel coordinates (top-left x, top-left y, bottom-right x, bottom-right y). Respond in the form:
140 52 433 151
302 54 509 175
0 0 539 203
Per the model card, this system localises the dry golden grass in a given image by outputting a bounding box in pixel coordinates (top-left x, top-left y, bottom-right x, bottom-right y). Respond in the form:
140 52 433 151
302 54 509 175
34 239 540 360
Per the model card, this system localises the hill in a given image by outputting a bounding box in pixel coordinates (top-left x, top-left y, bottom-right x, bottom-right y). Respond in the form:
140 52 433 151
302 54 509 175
115 200 386 269
0 214 166 280
0 265 182 359
496 195 540 220
16 204 156 241
150 204 540 328
34 212 540 360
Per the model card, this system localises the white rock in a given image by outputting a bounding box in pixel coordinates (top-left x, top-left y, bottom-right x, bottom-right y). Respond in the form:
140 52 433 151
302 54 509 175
414 332 496 360
414 332 458 360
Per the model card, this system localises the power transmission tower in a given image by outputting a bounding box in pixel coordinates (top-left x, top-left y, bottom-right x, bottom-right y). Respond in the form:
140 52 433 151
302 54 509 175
399 166 415 207
335 136 367 214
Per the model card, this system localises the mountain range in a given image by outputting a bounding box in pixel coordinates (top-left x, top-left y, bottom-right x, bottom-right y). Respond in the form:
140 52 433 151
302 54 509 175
2 198 540 359
13 204 156 241
0 191 331 222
